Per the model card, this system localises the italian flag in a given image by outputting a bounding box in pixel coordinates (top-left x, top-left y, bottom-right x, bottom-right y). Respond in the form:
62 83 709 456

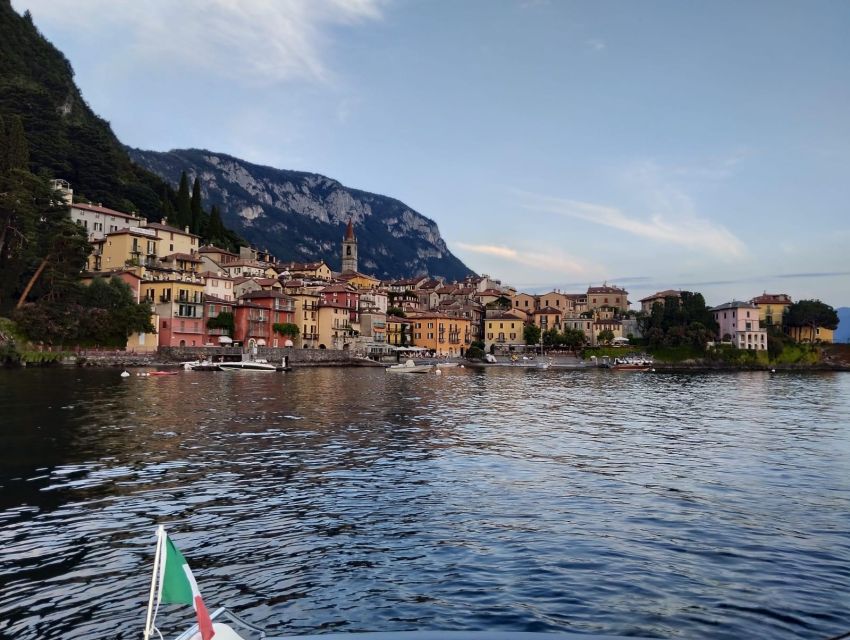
156 531 215 640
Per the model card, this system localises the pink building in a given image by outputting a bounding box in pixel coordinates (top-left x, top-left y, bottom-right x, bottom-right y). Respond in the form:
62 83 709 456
711 301 768 350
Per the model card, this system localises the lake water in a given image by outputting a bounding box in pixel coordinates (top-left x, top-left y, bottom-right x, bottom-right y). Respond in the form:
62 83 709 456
1 367 849 639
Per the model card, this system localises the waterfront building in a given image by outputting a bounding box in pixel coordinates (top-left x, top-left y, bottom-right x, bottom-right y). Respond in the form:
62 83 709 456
592 319 624 345
317 301 357 350
511 292 538 314
287 290 321 348
711 301 768 350
203 296 235 345
786 325 835 344
221 259 269 279
562 315 595 345
484 313 525 353
233 291 296 348
386 315 415 347
142 273 206 347
640 289 682 313
409 312 471 356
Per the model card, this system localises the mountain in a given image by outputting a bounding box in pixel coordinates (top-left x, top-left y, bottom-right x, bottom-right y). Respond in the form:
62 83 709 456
127 148 475 280
836 307 850 343
0 2 166 216
0 3 241 250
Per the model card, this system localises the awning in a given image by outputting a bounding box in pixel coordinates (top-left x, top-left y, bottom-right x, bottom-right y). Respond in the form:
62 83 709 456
284 339 294 347
218 336 233 344
257 339 267 346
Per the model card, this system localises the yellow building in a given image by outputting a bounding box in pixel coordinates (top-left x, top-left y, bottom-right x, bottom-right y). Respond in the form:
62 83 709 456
511 292 537 314
410 313 471 356
484 313 525 352
538 291 572 313
587 285 629 313
533 306 563 332
144 220 199 256
339 270 382 290
88 227 160 272
278 260 333 281
751 293 793 328
289 291 321 348
387 315 414 347
787 325 834 343
317 301 356 350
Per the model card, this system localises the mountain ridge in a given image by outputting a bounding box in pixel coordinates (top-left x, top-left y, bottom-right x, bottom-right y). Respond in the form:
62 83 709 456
127 147 475 281
836 307 849 343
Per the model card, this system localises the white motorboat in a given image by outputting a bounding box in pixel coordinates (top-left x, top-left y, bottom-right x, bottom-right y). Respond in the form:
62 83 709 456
387 359 434 374
217 360 278 372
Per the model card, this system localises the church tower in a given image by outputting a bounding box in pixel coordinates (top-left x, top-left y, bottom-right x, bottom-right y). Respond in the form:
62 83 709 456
341 218 358 273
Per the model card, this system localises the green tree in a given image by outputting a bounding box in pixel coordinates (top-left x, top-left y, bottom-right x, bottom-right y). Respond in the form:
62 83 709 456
174 171 191 229
523 323 541 346
542 327 561 347
5 115 29 172
207 311 234 337
207 204 224 244
387 306 405 317
784 299 839 340
273 322 300 338
597 328 615 345
190 176 203 234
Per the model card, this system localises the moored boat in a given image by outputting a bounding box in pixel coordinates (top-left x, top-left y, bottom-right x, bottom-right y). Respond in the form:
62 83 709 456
387 359 434 374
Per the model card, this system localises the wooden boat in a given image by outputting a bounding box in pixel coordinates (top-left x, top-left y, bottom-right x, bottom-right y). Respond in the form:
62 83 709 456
387 359 434 374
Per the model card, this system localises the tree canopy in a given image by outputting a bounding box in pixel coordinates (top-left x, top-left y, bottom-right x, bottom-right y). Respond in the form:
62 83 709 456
785 300 839 330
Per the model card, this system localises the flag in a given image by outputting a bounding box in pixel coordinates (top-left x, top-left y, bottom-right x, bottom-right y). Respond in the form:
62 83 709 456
157 532 215 640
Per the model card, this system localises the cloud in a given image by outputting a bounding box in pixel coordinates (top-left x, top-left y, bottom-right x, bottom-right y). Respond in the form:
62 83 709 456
517 191 746 259
586 38 606 52
455 242 593 275
18 0 383 85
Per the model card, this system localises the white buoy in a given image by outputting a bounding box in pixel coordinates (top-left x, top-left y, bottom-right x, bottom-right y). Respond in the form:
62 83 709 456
771 369 776 373
460 365 465 369
120 371 130 378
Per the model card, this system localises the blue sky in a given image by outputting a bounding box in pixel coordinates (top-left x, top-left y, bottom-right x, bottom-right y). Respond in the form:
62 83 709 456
15 0 850 307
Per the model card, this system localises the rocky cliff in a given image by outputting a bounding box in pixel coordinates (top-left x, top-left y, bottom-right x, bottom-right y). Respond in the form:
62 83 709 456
127 148 474 281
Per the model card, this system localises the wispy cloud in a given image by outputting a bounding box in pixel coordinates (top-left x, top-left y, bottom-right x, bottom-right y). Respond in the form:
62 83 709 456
455 242 594 275
19 0 383 85
586 38 606 52
517 191 746 259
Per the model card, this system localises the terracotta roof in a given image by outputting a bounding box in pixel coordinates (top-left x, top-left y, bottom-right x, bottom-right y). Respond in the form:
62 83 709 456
144 222 200 238
751 293 793 305
588 285 627 294
319 300 356 310
162 253 202 263
240 290 292 300
203 295 234 305
712 301 759 311
487 313 525 321
345 218 355 240
536 306 563 314
72 202 139 219
199 245 237 256
199 271 234 280
321 284 357 293
104 227 158 238
639 289 681 302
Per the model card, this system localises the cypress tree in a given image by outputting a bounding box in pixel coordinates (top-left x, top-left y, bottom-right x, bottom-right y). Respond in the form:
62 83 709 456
175 171 191 229
190 177 203 234
6 116 30 172
208 205 223 244
160 186 175 221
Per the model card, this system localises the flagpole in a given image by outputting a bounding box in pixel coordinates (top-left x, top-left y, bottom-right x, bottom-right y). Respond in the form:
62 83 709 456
143 525 165 640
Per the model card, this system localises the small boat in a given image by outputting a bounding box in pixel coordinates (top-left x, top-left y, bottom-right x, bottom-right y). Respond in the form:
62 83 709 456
217 360 278 372
610 357 653 372
387 359 434 374
148 370 179 376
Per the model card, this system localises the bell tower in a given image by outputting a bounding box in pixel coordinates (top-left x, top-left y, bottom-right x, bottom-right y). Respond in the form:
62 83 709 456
341 218 358 273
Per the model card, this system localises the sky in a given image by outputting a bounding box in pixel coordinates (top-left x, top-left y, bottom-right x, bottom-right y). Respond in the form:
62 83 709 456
13 0 850 307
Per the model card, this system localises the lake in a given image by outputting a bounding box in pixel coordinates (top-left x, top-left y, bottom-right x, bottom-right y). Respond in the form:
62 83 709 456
1 367 849 639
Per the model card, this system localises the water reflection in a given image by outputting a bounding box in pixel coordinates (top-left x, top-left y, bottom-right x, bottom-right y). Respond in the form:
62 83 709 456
1 368 849 639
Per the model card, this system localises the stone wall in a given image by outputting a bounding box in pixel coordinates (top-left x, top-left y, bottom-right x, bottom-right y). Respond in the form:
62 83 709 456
157 346 369 367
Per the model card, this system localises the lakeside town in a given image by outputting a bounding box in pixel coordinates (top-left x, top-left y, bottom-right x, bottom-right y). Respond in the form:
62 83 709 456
3 178 838 368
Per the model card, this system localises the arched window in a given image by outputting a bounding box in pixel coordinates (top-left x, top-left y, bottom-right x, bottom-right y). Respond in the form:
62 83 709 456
346 246 352 256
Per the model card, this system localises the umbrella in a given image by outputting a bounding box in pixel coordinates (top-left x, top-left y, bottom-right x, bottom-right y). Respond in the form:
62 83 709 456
218 336 233 344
